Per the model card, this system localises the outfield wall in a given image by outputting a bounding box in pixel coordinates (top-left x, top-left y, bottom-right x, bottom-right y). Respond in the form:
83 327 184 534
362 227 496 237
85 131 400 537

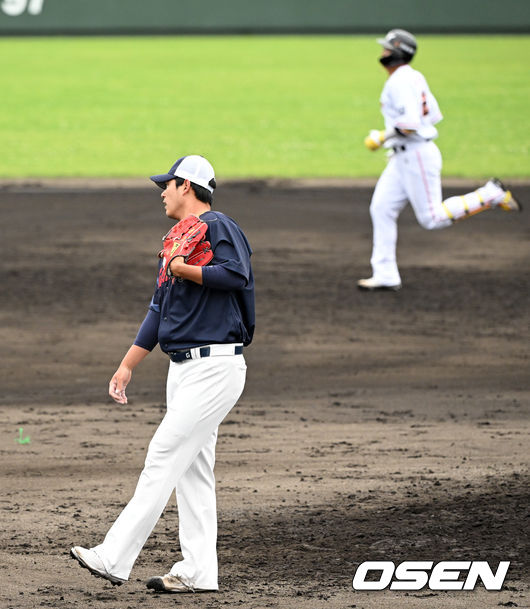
1 0 529 35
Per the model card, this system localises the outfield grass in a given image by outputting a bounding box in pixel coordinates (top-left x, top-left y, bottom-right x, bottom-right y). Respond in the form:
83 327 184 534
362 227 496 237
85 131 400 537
1 35 528 179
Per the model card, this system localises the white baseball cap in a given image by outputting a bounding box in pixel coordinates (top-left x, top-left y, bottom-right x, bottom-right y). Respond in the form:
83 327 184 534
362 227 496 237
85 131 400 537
150 155 216 193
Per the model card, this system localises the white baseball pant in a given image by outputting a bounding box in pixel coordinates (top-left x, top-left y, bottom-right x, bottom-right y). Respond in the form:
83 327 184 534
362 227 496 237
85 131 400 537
92 352 247 589
369 141 491 285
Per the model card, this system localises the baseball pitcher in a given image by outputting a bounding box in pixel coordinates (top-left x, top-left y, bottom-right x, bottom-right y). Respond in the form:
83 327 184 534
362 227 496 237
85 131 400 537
70 155 255 594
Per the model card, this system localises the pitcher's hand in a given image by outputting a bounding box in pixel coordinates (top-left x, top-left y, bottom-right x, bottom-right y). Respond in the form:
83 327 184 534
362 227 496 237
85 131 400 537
109 365 131 404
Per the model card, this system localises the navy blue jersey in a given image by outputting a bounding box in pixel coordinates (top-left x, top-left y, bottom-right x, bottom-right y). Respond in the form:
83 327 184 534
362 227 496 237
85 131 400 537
136 210 255 353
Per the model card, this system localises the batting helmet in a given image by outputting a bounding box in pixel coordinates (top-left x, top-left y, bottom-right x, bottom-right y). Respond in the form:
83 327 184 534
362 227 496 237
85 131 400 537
377 29 417 67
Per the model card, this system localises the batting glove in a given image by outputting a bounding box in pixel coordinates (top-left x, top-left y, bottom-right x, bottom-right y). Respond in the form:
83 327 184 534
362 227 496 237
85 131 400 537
364 129 386 151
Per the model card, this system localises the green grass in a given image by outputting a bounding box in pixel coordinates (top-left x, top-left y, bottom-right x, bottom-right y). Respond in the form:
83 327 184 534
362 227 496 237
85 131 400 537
1 35 528 179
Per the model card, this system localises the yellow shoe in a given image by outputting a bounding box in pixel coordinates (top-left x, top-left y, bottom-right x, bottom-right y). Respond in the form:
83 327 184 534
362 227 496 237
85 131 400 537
491 178 522 212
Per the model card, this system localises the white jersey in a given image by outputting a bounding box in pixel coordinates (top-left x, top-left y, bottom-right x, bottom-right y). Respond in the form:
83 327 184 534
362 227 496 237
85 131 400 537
380 64 443 146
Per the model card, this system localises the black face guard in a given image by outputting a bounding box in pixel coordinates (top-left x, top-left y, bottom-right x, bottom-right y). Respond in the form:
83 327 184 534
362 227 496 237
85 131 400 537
379 52 411 67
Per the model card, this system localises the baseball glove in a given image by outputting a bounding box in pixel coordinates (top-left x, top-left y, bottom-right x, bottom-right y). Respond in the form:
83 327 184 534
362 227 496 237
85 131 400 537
157 215 213 285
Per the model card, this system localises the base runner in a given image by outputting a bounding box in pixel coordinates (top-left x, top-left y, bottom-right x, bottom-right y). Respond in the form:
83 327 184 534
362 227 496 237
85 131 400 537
359 29 522 291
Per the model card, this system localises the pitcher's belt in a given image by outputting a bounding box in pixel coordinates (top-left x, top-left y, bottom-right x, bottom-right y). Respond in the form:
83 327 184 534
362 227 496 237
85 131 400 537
168 344 243 363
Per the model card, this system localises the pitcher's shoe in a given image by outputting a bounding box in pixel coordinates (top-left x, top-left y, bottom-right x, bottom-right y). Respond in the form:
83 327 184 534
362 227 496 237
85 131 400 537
357 277 402 291
70 546 126 586
487 178 522 212
146 573 216 593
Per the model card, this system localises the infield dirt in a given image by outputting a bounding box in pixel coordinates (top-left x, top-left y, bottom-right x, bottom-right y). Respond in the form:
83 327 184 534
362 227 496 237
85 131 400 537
1 182 528 609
